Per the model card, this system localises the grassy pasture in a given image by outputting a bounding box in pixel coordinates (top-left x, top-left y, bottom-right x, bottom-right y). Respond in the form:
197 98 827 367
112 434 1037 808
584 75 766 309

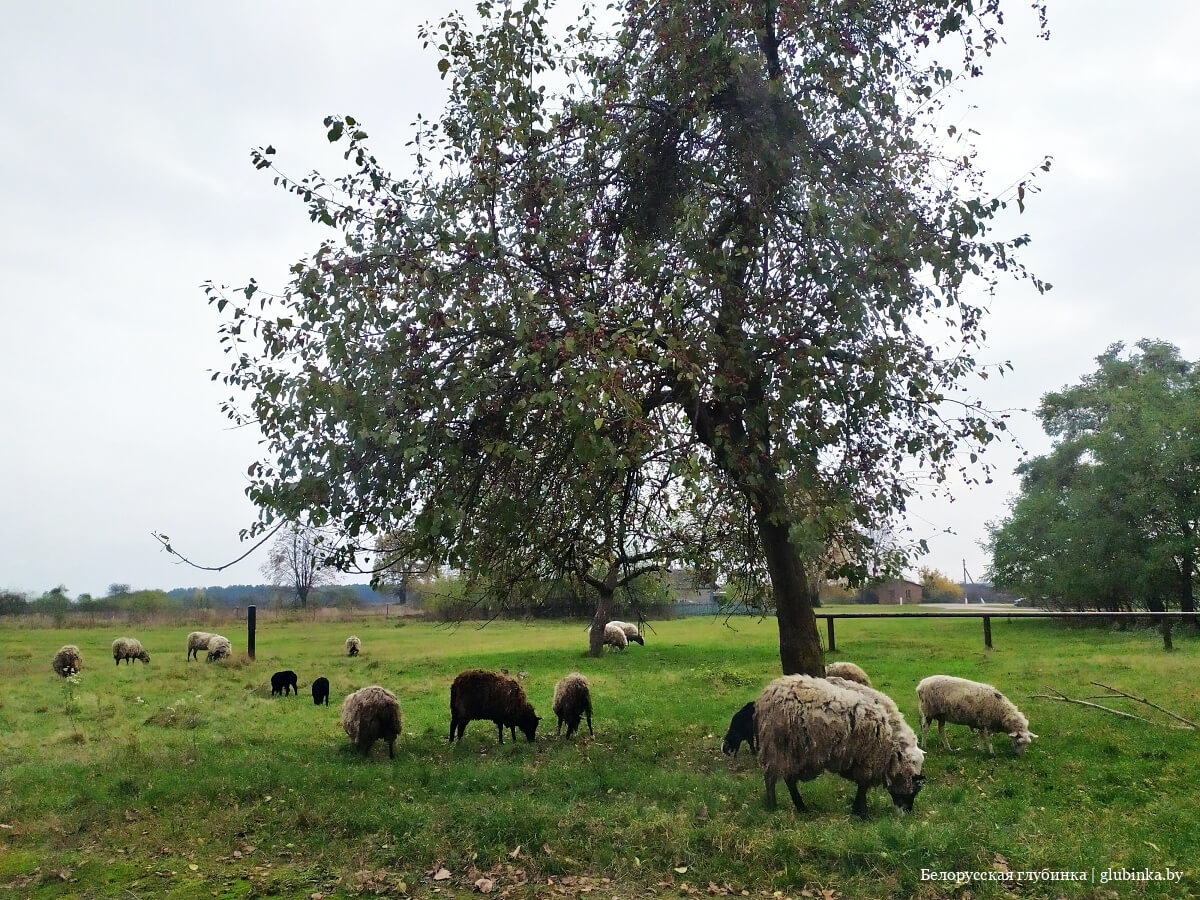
0 615 1197 898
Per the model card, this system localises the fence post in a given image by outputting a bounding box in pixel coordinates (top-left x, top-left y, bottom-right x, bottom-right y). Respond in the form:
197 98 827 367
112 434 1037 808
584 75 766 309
825 616 836 653
247 605 256 660
1162 616 1174 651
983 616 992 649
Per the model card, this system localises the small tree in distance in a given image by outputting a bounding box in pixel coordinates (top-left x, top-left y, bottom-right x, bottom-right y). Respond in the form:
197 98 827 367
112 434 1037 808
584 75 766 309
260 525 339 609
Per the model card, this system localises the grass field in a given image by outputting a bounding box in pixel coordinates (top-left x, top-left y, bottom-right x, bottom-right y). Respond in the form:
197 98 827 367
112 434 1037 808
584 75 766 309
1 614 1197 898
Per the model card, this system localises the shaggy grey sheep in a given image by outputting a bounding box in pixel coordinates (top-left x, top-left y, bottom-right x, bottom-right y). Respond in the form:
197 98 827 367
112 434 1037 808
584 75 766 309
312 676 330 706
449 669 540 744
52 644 83 677
552 672 593 738
755 674 925 817
111 637 150 666
345 636 361 657
602 622 628 651
722 701 757 757
205 635 232 662
186 631 216 661
607 620 645 646
824 661 871 686
271 670 298 696
916 675 1037 755
824 675 925 803
340 685 402 758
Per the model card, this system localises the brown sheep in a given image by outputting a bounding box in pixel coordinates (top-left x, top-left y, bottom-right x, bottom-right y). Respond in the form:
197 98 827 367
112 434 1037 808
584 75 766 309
449 669 540 744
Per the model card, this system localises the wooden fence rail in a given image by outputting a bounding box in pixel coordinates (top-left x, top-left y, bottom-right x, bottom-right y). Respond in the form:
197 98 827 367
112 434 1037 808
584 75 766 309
817 610 1200 652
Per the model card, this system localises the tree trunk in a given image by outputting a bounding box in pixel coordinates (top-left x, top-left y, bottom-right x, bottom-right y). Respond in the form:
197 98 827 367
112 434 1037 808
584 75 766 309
755 509 824 676
588 586 614 657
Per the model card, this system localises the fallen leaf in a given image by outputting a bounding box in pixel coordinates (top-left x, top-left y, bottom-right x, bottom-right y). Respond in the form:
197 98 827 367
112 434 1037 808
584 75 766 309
434 868 452 881
675 867 689 874
476 877 495 892
510 845 521 859
188 864 199 872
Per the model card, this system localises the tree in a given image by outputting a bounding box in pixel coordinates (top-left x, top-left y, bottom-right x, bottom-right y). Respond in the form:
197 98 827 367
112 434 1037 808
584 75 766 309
213 0 1046 675
260 525 339 608
987 341 1200 613
918 567 964 603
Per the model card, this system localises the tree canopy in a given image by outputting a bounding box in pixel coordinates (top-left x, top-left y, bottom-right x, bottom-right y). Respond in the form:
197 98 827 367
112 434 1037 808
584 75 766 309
211 0 1046 674
988 340 1200 612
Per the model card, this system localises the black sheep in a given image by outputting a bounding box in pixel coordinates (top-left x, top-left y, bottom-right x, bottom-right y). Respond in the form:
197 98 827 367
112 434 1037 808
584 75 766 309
312 676 330 706
722 701 757 757
271 670 298 697
449 669 540 744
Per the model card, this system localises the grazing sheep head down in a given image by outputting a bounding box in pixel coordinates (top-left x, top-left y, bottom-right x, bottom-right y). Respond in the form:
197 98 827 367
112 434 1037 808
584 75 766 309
1010 730 1038 754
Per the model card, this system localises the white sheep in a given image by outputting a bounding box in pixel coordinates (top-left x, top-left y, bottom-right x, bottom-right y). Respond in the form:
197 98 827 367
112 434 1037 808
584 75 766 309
602 622 628 651
52 644 83 677
824 661 870 686
341 685 402 758
186 631 216 661
916 675 1037 755
606 620 645 646
824 676 924 790
205 635 232 662
755 674 925 817
345 636 362 657
111 637 150 665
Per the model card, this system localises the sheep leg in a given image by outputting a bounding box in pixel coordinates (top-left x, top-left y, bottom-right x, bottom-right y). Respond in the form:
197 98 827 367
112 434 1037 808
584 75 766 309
937 720 953 751
784 777 806 812
763 773 778 809
586 711 593 737
497 722 505 744
557 716 563 736
510 726 517 742
851 784 870 818
387 738 395 759
982 729 994 755
449 716 460 743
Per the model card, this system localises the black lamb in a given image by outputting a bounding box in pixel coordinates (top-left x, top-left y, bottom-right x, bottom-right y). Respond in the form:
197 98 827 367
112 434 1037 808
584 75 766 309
312 676 330 706
271 670 298 697
722 701 757 757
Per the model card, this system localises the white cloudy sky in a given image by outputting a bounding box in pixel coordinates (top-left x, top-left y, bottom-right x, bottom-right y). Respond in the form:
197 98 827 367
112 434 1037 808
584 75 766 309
1 1 1197 597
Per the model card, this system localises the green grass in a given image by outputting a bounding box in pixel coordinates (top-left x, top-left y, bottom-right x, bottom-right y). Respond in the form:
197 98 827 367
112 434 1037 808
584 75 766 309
0 615 1197 897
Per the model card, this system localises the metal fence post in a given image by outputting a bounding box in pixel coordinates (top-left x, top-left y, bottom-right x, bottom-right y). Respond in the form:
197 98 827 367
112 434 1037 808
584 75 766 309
826 616 836 653
983 616 992 649
247 605 256 660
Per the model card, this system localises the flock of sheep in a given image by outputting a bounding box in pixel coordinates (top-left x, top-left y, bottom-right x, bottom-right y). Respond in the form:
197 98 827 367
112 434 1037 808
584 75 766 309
48 628 1035 818
721 661 1037 816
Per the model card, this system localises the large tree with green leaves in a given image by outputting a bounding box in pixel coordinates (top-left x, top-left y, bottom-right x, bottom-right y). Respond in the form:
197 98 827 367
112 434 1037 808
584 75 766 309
211 0 1046 675
988 341 1200 612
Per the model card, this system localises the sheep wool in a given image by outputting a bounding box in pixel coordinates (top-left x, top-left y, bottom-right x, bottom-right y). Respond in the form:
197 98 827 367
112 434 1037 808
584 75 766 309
340 685 402 758
271 670 298 696
824 676 925 801
602 622 628 651
607 620 645 646
916 675 1036 755
449 669 540 744
52 645 83 678
755 674 924 817
345 636 361 657
205 635 232 662
111 637 150 666
186 631 216 661
552 672 594 738
824 661 871 686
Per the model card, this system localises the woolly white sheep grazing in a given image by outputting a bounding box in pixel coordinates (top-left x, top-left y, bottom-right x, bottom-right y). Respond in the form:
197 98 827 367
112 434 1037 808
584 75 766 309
916 675 1037 755
602 622 628 651
341 685 402 758
52 645 83 678
205 635 232 662
112 637 150 665
824 661 870 686
824 676 924 799
755 674 925 817
606 620 645 646
345 636 361 657
186 631 216 661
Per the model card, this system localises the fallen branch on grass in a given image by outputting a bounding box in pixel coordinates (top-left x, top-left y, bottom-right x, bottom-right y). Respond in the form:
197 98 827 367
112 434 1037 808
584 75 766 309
1031 685 1197 729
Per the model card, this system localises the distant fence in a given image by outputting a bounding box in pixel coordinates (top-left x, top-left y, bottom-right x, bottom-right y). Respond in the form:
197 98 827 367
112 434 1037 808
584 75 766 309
818 610 1200 652
671 601 723 617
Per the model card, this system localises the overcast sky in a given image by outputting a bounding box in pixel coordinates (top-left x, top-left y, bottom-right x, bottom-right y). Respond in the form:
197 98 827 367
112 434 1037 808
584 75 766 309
2 1 1198 597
